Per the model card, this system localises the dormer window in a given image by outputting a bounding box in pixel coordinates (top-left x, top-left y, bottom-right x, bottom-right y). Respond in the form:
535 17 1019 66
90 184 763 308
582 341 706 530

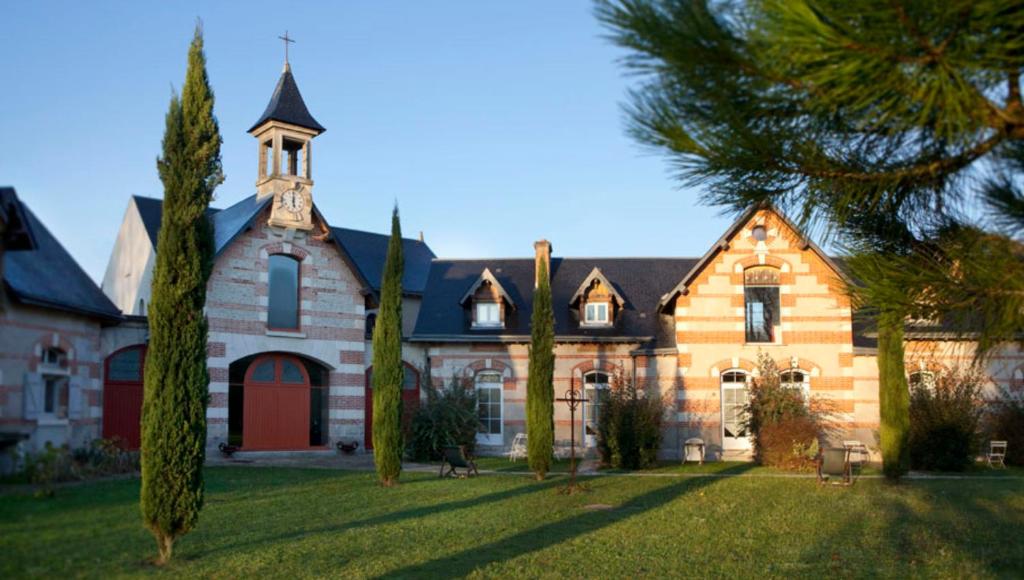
584 302 609 325
475 302 502 328
461 268 515 330
572 268 624 328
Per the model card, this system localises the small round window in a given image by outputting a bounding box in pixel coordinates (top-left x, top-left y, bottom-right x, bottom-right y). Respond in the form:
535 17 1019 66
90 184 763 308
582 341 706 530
752 226 767 241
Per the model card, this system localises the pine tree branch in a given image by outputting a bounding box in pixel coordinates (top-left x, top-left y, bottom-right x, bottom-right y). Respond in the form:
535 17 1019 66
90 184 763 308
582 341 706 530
791 133 1004 183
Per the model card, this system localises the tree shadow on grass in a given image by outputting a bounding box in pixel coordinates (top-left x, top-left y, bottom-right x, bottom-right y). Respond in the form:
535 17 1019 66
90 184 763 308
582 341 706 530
194 474 564 559
378 463 755 578
797 479 1024 577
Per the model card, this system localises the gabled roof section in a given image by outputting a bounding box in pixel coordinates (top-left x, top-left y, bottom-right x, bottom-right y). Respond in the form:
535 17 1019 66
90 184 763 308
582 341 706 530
330 227 436 296
569 267 626 306
4 195 120 320
133 194 270 257
459 267 516 309
211 195 272 255
657 204 850 310
248 65 325 135
133 195 224 249
0 187 37 251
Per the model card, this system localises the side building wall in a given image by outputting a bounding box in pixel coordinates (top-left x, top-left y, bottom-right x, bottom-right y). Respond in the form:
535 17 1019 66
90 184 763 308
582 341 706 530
0 304 105 453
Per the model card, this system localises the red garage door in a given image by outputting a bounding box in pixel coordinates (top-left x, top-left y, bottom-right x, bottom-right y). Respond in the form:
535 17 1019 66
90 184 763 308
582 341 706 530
243 354 311 450
103 345 147 449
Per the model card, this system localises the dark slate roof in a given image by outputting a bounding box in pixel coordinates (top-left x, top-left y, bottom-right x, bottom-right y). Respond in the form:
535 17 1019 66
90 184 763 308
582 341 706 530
211 195 272 254
0 187 37 251
412 258 697 343
135 195 434 295
248 66 325 134
133 195 223 249
332 227 437 295
3 196 120 320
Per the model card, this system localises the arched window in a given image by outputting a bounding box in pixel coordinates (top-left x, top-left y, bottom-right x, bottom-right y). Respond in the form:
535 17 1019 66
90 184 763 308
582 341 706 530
780 368 810 397
583 371 610 444
268 254 300 330
744 266 780 343
909 370 936 391
475 371 503 445
721 370 751 449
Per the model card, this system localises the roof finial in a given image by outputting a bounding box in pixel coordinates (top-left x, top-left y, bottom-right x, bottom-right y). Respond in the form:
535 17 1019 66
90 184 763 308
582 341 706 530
278 31 295 72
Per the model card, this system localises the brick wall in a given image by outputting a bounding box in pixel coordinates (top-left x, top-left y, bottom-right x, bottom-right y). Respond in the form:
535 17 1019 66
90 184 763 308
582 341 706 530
0 303 106 452
204 208 369 449
672 209 862 458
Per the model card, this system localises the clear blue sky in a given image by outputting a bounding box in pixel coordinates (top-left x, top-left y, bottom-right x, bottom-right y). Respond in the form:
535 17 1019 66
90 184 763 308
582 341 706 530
1 1 739 282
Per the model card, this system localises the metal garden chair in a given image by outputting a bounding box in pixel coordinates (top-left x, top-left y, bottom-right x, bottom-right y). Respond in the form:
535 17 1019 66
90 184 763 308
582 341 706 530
988 441 1008 469
439 445 480 478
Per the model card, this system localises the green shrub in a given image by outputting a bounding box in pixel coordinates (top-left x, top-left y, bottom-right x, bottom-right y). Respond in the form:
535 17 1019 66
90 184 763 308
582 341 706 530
987 387 1024 466
908 365 984 472
408 376 480 461
20 437 140 496
744 353 826 470
596 372 665 470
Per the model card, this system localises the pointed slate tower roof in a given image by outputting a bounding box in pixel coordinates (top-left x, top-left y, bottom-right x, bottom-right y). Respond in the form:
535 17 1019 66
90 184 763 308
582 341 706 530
248 63 326 134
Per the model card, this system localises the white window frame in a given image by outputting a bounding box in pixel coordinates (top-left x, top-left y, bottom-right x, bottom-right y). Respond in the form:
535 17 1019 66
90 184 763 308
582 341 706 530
779 368 811 399
473 302 502 328
583 302 610 326
582 371 610 445
475 371 503 445
39 348 70 422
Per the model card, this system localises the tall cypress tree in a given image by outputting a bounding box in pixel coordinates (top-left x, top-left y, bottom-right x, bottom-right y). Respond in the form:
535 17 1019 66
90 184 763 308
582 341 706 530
140 25 222 564
527 259 555 480
372 206 404 487
878 311 910 479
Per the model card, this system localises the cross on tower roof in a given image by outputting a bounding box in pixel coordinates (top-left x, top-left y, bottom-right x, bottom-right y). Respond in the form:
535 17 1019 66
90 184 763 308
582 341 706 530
278 31 295 66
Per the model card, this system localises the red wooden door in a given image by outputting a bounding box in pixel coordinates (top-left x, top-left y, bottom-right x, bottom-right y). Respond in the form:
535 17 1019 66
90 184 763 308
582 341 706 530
364 364 420 450
103 346 147 449
243 355 311 450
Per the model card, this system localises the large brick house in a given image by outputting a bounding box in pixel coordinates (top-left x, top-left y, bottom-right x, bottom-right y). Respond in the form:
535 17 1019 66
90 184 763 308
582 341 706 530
5 61 1022 465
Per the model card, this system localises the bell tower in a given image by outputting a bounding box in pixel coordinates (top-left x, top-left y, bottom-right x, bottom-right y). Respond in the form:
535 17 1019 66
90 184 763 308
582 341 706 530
249 33 325 231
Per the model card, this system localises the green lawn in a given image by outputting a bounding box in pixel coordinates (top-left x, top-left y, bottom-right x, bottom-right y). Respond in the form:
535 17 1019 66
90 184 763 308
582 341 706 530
3 465 1023 578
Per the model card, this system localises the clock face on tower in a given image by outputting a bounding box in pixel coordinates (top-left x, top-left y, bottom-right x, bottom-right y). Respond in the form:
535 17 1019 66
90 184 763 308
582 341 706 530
281 189 305 218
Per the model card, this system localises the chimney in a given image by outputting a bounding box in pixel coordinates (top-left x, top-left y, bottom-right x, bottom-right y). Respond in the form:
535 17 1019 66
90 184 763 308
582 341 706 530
534 239 552 288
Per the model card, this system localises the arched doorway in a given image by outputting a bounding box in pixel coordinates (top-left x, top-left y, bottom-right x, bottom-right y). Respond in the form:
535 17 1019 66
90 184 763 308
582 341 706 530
242 354 312 450
364 363 420 450
103 345 147 449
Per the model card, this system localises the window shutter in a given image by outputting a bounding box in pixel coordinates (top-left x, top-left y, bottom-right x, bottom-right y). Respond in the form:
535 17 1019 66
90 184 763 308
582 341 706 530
22 373 43 420
68 378 85 419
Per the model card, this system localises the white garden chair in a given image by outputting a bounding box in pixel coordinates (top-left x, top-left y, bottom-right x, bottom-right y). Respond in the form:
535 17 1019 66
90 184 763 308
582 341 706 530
508 433 527 462
988 441 1008 469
